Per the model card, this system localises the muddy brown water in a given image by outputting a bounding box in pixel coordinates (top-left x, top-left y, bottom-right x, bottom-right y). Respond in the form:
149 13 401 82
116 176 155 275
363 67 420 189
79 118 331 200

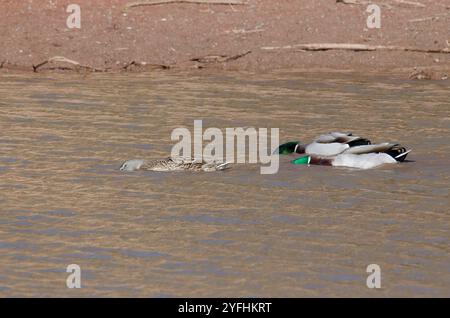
0 71 449 297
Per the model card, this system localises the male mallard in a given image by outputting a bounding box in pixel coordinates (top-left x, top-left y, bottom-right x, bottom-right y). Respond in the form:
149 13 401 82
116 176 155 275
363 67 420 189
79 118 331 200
119 157 230 172
291 152 408 169
278 132 411 169
278 132 372 156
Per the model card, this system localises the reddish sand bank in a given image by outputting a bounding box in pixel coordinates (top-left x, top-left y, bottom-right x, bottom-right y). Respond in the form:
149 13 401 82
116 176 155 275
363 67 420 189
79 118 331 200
1 0 450 78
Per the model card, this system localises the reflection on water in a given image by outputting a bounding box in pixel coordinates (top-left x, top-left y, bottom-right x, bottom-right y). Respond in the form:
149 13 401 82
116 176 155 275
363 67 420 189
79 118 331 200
0 71 449 297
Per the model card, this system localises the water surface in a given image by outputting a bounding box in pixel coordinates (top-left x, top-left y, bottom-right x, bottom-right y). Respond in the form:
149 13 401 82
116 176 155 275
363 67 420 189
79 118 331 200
0 71 449 297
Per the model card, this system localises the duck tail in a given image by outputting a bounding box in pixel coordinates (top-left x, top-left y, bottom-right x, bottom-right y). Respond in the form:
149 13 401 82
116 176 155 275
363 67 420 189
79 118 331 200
216 162 231 171
385 145 411 162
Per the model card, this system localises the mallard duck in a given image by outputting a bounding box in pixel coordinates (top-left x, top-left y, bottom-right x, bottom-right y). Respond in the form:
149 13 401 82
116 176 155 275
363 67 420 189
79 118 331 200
119 157 230 172
278 132 372 156
291 151 409 169
278 132 411 169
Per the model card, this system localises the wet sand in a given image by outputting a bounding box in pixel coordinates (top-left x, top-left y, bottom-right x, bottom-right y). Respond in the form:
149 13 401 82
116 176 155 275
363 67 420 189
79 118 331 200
0 71 449 297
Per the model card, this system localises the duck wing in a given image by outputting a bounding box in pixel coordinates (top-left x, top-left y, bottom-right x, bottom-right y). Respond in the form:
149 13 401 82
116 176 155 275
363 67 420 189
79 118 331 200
313 132 370 146
313 132 352 143
343 143 411 162
201 162 231 171
305 142 350 156
172 157 231 171
343 143 396 154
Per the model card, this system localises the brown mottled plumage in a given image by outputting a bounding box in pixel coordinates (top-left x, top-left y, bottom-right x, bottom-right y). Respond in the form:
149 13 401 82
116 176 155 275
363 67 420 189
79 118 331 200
119 158 230 172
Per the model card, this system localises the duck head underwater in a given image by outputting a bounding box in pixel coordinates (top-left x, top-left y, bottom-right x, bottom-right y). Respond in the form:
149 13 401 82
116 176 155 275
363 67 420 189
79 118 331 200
119 132 411 172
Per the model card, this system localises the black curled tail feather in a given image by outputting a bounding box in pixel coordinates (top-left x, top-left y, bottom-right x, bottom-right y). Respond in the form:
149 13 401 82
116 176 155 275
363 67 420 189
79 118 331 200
385 145 409 162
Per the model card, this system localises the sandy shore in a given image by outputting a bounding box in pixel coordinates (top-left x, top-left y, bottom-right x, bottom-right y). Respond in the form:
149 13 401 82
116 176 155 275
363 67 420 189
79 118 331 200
1 0 450 78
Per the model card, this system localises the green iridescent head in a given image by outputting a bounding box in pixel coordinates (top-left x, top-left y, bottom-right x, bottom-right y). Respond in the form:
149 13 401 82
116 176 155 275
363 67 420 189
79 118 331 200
277 141 300 155
291 155 311 165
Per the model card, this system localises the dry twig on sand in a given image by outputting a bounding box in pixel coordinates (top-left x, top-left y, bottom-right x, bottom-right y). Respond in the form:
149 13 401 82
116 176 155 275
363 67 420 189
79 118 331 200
122 60 171 70
409 69 448 80
393 0 426 8
336 0 392 8
190 50 251 64
32 56 103 72
124 0 246 12
261 43 450 54
408 13 449 23
337 0 426 9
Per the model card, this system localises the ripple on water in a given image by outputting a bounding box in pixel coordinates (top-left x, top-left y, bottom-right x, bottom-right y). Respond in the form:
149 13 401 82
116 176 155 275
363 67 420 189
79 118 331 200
0 72 449 297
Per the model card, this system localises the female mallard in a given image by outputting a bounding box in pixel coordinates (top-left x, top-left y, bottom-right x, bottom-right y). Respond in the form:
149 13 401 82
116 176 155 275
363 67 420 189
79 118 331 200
119 157 230 172
278 132 411 169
